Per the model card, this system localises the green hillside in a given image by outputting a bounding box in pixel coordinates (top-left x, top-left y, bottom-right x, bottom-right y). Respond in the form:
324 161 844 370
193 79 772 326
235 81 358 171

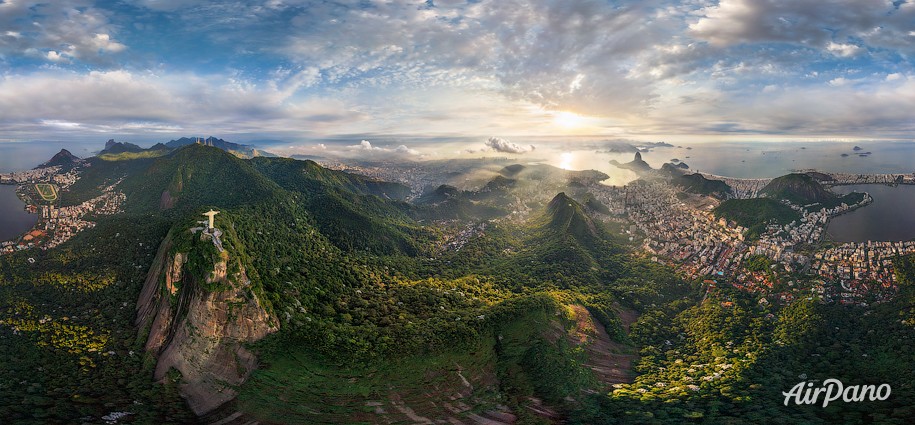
760 173 835 205
37 149 80 169
120 144 284 213
582 193 611 215
97 149 169 161
249 156 429 255
544 192 601 245
414 183 509 220
673 173 732 199
714 198 800 240
8 144 915 424
482 174 516 191
416 184 460 204
250 156 411 200
99 141 146 154
229 193 692 423
239 295 598 424
757 172 864 209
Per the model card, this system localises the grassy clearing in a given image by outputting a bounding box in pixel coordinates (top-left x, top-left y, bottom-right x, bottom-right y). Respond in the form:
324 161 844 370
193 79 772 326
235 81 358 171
97 150 169 161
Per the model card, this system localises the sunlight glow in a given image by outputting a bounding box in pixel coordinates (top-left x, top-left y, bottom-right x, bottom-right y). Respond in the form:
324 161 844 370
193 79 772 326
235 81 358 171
559 152 574 170
552 111 586 129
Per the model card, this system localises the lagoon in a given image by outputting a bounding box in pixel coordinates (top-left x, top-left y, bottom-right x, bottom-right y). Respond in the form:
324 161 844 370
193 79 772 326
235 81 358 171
825 184 915 243
0 184 38 242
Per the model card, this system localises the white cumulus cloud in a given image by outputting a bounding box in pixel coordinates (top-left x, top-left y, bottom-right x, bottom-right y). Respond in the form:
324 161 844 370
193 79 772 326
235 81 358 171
347 140 419 156
484 137 534 154
826 42 862 57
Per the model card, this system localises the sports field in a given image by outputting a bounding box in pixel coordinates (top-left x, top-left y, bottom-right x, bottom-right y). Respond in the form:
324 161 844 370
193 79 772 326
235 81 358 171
35 183 58 202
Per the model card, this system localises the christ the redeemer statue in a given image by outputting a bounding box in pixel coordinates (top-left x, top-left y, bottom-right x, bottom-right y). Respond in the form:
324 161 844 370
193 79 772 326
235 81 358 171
203 209 219 229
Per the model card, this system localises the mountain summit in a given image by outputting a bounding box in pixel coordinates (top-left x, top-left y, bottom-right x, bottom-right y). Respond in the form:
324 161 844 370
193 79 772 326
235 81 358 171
99 140 145 154
37 149 79 169
610 151 652 173
760 173 836 205
546 192 600 241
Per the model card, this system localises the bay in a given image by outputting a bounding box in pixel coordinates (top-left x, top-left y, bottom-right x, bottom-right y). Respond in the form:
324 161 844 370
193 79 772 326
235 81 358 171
542 140 915 180
825 184 915 243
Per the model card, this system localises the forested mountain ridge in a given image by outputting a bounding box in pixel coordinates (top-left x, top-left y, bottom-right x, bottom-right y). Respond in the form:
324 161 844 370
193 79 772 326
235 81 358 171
123 144 285 212
249 156 411 200
2 144 915 424
1 143 686 423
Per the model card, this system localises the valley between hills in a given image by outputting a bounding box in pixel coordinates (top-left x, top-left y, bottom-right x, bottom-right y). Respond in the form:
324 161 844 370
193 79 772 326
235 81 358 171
1 140 915 424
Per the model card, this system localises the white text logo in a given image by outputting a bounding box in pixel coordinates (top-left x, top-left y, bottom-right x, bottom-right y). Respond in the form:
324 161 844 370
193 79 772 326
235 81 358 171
783 379 891 407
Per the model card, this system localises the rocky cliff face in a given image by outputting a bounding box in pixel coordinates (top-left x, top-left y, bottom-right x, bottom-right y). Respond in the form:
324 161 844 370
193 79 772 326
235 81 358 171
136 229 278 416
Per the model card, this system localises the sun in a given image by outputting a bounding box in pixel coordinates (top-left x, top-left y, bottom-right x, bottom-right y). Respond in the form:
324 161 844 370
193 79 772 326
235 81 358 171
552 111 585 128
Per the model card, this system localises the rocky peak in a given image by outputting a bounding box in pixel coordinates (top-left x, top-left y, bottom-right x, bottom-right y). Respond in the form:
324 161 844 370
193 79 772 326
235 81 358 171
136 226 277 416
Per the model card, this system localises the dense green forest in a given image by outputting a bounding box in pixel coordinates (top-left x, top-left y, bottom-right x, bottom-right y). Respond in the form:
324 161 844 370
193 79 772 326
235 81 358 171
714 198 801 240
0 214 193 423
2 145 914 424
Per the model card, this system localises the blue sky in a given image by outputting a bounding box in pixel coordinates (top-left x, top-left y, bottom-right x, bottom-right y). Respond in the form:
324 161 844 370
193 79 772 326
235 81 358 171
0 0 914 155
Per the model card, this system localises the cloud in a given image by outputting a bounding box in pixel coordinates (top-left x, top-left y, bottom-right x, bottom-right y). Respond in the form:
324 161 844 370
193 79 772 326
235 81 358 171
826 42 862 57
271 0 672 116
346 140 419 156
0 69 366 141
484 137 534 154
708 77 915 135
0 1 128 66
3 0 915 142
129 0 210 12
46 50 66 62
353 140 374 150
89 33 126 53
395 145 420 155
689 0 914 56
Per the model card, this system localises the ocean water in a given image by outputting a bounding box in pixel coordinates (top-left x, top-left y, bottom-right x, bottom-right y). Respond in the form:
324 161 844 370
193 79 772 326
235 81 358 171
825 185 915 243
544 141 915 180
0 141 99 173
0 185 38 242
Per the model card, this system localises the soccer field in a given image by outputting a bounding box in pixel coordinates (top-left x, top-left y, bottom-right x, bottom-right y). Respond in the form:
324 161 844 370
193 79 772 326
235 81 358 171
35 183 58 202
